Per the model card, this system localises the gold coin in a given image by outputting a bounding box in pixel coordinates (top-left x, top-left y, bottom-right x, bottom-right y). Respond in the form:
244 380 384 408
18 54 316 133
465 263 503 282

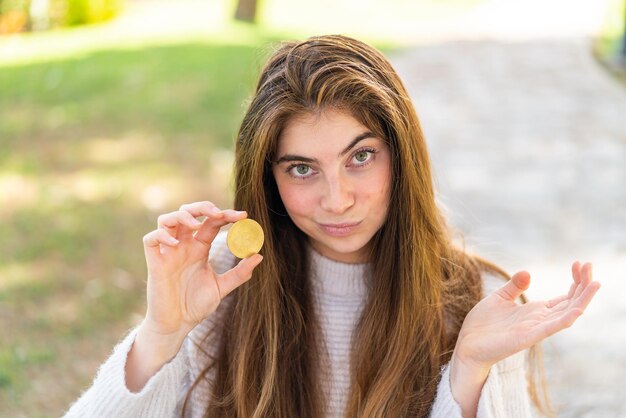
227 219 264 259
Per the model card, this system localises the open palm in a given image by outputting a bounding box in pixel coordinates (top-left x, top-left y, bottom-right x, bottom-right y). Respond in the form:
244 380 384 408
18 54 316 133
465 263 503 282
455 261 601 369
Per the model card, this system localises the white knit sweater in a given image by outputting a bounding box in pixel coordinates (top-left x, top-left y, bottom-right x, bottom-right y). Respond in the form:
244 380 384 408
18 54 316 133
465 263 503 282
64 232 531 418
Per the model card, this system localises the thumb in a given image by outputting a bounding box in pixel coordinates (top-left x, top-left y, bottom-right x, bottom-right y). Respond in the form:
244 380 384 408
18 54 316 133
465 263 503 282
217 254 263 298
496 271 531 301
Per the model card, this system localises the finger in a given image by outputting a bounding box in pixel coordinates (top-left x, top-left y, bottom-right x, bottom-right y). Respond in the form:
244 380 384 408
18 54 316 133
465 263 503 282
143 228 180 247
157 210 203 236
572 262 594 299
529 307 583 342
496 271 531 302
217 254 263 297
531 281 601 343
143 229 180 258
571 261 582 285
570 280 601 312
549 277 600 314
568 261 582 298
179 201 223 217
194 209 248 247
566 281 578 299
580 262 593 287
545 294 570 309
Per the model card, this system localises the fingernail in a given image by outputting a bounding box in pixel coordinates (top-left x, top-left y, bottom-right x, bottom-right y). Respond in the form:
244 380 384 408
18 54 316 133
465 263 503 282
223 209 244 216
169 236 179 244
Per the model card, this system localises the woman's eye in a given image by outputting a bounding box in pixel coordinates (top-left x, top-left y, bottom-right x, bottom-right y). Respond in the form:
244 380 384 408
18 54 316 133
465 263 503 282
289 164 312 177
354 151 370 163
352 149 374 165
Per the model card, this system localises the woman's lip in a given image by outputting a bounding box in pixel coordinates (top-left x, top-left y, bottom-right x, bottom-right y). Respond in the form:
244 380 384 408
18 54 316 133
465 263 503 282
320 221 361 228
318 221 361 236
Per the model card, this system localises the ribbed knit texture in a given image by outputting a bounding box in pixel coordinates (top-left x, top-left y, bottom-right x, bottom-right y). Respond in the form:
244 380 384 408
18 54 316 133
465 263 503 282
63 231 532 418
309 247 369 417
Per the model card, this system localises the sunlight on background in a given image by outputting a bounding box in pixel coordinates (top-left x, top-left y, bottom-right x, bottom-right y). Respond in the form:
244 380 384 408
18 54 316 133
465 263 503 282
1 0 625 416
0 0 488 65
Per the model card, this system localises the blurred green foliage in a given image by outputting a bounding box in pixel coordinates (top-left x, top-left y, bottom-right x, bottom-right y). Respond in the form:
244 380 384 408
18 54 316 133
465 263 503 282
63 0 122 26
593 0 626 85
0 0 122 33
0 0 28 14
595 0 625 59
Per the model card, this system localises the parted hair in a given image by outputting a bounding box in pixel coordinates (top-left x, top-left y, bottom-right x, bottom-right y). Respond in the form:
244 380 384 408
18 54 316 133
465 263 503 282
183 34 549 418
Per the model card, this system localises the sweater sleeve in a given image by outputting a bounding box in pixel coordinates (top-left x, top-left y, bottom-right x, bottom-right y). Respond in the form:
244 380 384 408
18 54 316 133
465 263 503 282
429 272 533 418
429 351 531 418
62 327 189 418
63 231 237 418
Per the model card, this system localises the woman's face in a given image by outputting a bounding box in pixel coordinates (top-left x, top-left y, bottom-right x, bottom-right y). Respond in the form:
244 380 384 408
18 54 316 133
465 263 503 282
272 108 391 264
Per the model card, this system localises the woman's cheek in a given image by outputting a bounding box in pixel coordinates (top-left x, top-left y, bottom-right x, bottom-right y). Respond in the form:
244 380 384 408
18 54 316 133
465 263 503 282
280 184 314 216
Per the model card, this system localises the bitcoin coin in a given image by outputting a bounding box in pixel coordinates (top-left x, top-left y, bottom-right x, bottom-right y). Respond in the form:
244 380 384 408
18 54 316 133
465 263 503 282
227 219 264 258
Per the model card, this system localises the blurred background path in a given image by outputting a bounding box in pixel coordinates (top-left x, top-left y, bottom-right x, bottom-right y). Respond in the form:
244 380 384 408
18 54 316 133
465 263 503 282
391 0 626 416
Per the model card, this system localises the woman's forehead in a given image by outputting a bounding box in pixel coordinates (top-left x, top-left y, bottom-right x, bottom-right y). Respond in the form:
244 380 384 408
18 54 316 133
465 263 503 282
277 109 371 150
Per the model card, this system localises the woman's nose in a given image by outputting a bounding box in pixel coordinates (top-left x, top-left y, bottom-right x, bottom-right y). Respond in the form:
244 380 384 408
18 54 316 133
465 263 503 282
320 175 354 214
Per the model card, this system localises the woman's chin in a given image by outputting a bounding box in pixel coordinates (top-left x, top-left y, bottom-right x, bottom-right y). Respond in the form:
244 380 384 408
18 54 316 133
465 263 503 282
310 237 371 264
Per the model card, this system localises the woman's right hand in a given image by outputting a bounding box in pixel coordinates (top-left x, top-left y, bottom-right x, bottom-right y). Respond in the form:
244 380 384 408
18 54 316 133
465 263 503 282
140 201 263 343
125 201 263 392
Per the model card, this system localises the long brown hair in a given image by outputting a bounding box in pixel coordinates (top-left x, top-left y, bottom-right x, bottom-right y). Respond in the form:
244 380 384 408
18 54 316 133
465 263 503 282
183 34 549 417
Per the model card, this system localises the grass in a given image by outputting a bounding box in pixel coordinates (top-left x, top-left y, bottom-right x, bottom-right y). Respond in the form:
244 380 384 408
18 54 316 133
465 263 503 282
0 40 262 417
0 0 488 415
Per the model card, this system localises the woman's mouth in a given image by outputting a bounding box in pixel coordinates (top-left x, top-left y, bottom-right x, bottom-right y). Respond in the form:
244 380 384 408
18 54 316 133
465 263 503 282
318 221 361 237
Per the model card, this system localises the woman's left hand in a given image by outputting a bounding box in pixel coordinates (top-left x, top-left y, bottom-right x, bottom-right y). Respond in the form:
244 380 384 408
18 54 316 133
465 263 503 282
454 261 601 372
449 261 601 417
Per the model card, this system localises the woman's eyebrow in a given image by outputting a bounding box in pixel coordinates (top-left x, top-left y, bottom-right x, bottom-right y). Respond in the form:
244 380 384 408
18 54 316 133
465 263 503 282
274 131 376 164
274 154 317 164
338 131 376 157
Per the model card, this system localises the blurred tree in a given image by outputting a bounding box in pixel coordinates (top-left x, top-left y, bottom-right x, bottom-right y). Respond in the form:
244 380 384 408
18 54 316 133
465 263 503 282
29 0 50 30
234 0 257 23
65 0 88 25
65 0 122 26
0 0 29 33
0 0 122 32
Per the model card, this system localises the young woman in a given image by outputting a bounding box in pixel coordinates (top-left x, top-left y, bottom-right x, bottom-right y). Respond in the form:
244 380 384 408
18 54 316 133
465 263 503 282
64 35 600 418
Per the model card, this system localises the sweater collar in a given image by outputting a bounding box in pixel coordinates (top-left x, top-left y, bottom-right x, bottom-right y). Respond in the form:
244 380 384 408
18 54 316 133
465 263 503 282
309 246 371 298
